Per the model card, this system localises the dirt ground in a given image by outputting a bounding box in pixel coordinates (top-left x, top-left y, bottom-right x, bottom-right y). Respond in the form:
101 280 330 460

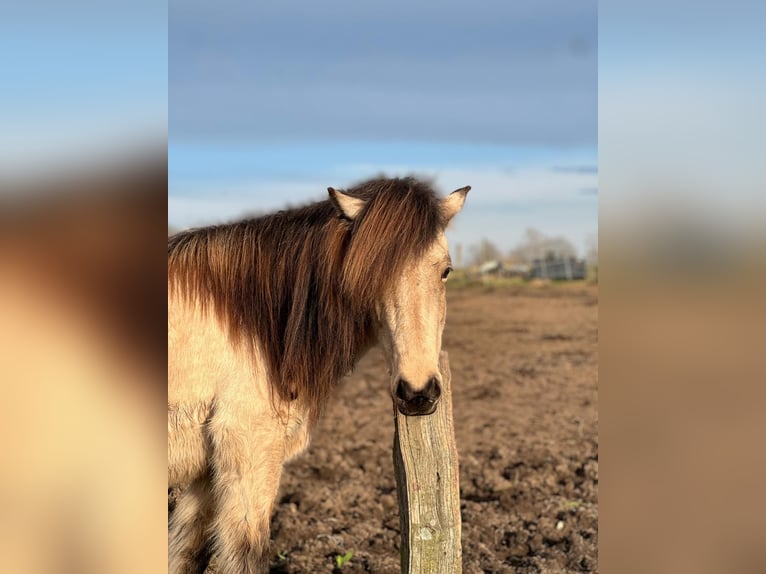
172 283 598 573
266 284 598 573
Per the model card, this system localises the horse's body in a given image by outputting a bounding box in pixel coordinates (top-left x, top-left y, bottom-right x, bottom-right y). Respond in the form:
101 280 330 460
168 177 468 573
168 290 309 573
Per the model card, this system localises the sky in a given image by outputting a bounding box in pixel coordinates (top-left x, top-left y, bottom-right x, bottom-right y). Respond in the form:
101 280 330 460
1 2 167 177
169 0 598 256
599 0 766 232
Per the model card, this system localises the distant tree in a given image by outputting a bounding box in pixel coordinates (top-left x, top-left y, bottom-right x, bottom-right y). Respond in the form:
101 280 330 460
468 238 501 266
454 243 464 269
508 228 577 263
585 233 598 265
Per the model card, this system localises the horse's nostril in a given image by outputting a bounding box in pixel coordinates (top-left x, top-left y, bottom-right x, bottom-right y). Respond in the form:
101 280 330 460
395 378 414 401
425 376 442 402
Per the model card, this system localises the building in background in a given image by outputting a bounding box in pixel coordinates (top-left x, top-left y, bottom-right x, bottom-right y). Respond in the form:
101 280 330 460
530 256 586 280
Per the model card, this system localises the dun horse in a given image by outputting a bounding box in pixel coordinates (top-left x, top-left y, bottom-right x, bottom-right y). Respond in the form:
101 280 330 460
168 177 469 573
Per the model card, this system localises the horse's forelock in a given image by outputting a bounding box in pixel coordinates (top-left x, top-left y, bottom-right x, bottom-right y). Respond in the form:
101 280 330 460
340 178 445 306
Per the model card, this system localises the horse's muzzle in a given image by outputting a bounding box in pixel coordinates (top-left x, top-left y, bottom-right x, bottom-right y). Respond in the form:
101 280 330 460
394 376 441 416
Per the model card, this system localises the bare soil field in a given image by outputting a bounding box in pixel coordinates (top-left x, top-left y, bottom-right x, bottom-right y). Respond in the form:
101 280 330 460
267 284 598 573
171 283 598 573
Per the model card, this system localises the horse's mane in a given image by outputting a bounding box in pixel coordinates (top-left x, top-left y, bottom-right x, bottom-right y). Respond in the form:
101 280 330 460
168 177 446 419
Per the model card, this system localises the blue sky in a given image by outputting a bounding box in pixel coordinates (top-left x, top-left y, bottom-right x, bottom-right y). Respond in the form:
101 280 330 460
169 0 597 255
0 2 167 176
600 0 765 230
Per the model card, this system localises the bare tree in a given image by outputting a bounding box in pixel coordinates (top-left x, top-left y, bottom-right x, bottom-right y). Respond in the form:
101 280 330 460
585 233 598 265
468 238 501 266
454 243 464 269
508 228 577 263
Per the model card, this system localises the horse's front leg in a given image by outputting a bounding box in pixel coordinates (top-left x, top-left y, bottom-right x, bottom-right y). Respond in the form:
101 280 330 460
208 412 285 574
168 476 214 574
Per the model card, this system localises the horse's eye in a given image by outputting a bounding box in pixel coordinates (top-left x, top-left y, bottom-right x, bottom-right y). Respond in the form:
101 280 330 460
441 266 452 281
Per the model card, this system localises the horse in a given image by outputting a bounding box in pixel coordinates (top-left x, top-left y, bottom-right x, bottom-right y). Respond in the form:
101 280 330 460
168 176 469 573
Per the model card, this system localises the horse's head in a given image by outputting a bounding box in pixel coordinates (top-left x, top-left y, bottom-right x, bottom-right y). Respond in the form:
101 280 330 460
329 183 469 416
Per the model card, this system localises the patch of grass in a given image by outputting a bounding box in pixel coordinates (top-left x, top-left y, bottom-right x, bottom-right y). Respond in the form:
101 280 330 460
276 550 288 561
564 500 583 511
446 273 526 290
444 269 483 290
586 264 599 283
335 550 353 568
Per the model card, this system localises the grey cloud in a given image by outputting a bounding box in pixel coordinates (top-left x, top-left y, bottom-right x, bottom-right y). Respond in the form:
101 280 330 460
170 0 596 146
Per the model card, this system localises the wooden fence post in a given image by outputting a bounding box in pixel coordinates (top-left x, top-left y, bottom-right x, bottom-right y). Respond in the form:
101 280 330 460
393 351 462 573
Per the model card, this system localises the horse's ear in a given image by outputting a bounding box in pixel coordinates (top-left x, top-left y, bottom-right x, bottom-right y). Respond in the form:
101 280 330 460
328 187 366 220
442 186 471 222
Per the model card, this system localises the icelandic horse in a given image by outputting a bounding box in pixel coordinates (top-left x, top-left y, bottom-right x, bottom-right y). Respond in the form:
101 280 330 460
168 177 469 573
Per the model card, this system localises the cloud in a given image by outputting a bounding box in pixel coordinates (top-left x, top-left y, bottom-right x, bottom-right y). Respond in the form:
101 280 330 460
168 162 597 254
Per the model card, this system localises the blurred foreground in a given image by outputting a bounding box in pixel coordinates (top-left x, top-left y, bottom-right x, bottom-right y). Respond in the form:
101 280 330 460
599 225 766 574
0 156 167 573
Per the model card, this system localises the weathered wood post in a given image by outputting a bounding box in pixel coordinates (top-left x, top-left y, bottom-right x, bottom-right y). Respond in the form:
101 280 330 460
393 351 462 573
